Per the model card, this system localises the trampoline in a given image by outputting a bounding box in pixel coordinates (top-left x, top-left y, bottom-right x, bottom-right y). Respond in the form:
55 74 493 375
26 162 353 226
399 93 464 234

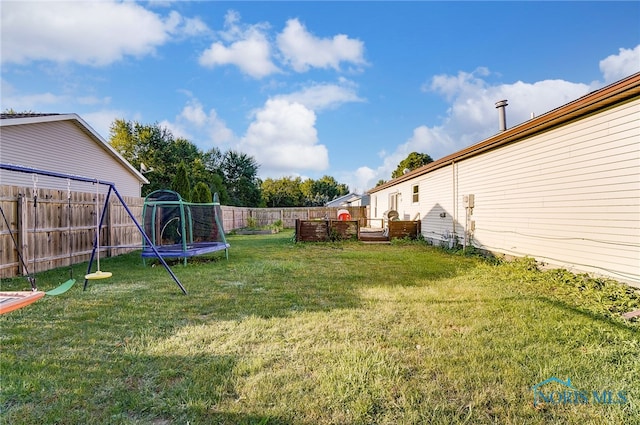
141 190 230 265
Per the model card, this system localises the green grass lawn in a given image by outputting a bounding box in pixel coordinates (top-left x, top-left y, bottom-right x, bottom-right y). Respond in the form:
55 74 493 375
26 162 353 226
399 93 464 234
1 231 639 424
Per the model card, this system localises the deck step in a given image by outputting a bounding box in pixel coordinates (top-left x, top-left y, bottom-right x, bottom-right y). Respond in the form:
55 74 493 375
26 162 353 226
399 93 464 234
359 231 389 242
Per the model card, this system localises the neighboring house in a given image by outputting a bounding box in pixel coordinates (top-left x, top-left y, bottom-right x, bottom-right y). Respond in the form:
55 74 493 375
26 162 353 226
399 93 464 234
0 113 147 196
325 192 369 208
368 73 640 286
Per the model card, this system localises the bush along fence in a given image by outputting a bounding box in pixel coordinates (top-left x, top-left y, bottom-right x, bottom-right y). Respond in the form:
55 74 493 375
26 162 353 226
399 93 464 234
0 184 367 278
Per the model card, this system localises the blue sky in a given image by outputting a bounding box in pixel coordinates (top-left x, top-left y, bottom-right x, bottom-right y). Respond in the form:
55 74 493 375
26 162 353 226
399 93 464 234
2 1 639 192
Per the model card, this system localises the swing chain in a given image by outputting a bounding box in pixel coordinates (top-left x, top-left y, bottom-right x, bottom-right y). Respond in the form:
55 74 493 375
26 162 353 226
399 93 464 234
31 174 39 290
28 276 37 291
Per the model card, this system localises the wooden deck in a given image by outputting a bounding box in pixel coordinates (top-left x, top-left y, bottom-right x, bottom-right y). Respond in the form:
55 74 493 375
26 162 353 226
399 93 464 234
295 220 421 243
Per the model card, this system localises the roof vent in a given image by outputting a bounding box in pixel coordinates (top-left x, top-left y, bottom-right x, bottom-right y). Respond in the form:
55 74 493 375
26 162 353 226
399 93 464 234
495 99 508 131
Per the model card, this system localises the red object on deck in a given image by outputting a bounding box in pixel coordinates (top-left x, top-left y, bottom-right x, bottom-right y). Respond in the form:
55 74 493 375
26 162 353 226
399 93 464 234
337 209 351 221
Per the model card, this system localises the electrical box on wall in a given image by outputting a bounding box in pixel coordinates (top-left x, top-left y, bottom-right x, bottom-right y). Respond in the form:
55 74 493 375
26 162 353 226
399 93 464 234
464 194 475 208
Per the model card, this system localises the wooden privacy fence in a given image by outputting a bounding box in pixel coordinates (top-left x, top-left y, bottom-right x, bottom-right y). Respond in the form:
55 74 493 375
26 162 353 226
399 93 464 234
1 183 368 278
0 185 143 279
220 206 368 231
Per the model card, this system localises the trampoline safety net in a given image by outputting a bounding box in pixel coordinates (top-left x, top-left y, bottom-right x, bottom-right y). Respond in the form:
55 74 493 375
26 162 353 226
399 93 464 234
141 190 229 262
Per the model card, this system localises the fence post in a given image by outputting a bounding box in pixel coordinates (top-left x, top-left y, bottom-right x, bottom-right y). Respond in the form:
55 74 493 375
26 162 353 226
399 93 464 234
295 218 300 242
17 193 28 276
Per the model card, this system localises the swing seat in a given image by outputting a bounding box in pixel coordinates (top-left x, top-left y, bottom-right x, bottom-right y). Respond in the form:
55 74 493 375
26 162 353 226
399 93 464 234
85 271 112 280
45 279 76 296
0 291 45 315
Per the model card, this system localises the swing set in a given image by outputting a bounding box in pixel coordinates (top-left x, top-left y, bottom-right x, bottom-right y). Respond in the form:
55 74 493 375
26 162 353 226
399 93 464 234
0 176 77 314
0 163 187 314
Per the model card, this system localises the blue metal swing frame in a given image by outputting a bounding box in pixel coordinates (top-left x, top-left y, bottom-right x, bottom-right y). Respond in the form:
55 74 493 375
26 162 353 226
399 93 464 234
0 163 188 295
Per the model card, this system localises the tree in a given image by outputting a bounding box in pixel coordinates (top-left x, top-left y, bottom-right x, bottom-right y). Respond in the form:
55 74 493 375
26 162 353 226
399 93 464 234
109 119 233 199
221 150 262 207
261 177 304 207
209 173 229 205
202 147 224 172
300 178 315 205
201 147 229 204
109 120 181 195
391 152 434 179
192 182 213 203
302 175 349 206
299 176 350 206
171 161 191 201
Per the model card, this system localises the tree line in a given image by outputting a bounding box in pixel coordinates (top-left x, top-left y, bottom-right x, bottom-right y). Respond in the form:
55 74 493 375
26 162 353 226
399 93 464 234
4 110 434 201
109 119 349 207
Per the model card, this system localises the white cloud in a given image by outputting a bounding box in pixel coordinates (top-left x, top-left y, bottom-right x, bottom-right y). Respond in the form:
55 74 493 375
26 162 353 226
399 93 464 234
1 1 207 66
338 166 378 193
436 76 589 149
352 70 592 191
239 98 329 176
425 67 490 101
160 98 236 148
236 80 367 178
198 11 279 79
277 18 367 72
82 109 129 140
197 13 367 78
275 80 364 111
1 91 64 111
599 45 640 84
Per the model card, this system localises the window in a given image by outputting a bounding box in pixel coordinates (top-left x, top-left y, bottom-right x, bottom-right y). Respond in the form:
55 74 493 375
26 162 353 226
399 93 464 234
412 184 419 203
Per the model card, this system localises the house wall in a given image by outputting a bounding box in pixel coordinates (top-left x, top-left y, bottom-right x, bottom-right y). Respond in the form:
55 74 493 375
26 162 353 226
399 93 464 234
370 97 640 285
0 120 142 197
419 166 463 247
461 99 639 283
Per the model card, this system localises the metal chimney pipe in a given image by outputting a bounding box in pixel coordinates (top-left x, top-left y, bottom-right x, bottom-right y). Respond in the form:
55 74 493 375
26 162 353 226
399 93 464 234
495 99 508 131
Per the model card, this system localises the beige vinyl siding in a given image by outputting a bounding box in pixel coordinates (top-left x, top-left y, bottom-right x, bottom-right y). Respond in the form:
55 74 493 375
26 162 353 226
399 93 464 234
419 167 458 245
392 180 422 221
458 98 639 283
0 120 142 197
368 95 639 284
